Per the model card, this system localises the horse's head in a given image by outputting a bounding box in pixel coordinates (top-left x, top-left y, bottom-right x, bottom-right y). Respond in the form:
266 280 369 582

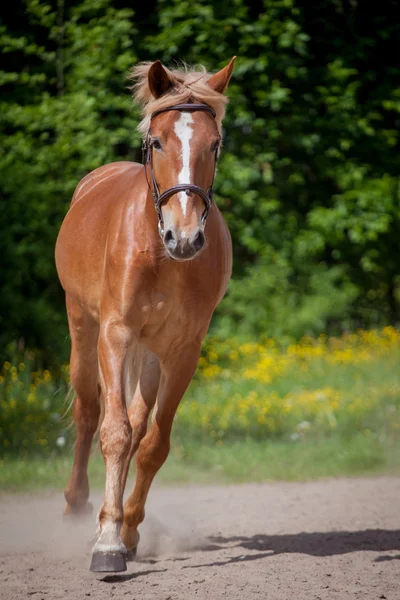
136 58 236 261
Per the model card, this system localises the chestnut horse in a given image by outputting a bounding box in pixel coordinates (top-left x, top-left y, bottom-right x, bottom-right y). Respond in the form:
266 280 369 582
55 57 235 572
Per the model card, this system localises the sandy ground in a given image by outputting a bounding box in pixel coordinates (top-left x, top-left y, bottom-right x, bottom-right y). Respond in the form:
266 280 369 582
1 477 399 599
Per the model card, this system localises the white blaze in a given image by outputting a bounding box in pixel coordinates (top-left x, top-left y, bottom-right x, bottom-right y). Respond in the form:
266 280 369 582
174 112 194 217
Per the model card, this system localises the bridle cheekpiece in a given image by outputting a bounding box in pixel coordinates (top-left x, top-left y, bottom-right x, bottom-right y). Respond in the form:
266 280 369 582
142 103 219 237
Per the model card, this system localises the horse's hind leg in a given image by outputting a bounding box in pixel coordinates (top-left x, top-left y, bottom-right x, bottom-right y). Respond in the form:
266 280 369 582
64 294 100 516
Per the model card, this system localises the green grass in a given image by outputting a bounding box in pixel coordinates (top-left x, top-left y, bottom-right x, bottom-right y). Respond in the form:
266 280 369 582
1 433 399 493
1 329 400 492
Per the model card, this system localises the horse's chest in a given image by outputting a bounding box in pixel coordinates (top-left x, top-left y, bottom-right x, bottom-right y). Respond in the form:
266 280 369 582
135 284 214 346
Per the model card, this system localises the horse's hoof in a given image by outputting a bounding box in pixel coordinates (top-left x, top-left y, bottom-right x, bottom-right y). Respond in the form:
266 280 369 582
121 530 140 562
126 547 137 562
90 551 127 573
64 501 93 519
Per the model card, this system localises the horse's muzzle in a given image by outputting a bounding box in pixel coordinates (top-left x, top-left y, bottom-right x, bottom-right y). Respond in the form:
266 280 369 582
164 228 205 261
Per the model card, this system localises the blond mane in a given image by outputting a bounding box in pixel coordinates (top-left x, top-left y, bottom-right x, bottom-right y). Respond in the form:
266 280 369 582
130 62 229 136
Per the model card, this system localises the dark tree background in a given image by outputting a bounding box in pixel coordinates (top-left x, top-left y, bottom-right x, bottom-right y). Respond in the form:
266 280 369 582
1 0 399 362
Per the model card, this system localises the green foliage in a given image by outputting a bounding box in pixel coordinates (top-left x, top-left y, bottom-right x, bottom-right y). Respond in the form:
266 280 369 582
0 354 71 455
218 256 358 339
1 0 400 355
1 433 396 491
1 329 399 457
0 0 139 360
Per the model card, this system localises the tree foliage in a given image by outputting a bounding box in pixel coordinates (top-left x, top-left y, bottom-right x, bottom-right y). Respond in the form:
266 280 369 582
1 0 399 360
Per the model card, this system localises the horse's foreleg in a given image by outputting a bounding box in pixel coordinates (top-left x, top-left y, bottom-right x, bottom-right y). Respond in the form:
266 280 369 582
90 322 132 573
121 343 201 556
64 296 100 516
118 350 161 555
121 349 161 493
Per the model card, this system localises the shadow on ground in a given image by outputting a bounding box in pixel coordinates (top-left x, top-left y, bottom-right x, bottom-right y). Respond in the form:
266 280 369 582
99 529 400 582
174 529 400 568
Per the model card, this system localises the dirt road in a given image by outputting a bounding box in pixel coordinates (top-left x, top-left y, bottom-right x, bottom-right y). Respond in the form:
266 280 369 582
1 477 399 599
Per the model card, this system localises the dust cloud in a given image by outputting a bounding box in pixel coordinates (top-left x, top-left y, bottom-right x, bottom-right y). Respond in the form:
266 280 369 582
0 490 203 562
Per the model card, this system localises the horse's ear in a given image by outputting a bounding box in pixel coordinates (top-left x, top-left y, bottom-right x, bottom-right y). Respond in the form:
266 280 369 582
207 56 236 94
148 60 175 99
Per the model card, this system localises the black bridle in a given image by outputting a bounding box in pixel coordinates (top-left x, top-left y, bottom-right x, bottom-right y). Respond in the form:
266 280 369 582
142 103 219 237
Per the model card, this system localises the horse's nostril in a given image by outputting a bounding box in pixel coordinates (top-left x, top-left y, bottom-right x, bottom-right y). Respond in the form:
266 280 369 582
164 229 174 243
164 229 176 249
192 230 205 252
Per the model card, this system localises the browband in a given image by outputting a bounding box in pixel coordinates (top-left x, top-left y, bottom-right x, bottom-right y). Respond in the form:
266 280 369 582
150 103 217 120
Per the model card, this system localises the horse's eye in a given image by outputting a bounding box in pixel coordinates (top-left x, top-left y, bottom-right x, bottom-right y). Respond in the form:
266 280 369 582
211 139 220 153
152 139 162 151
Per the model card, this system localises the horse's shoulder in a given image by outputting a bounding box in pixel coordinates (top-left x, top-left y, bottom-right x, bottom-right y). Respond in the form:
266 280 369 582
71 161 143 205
